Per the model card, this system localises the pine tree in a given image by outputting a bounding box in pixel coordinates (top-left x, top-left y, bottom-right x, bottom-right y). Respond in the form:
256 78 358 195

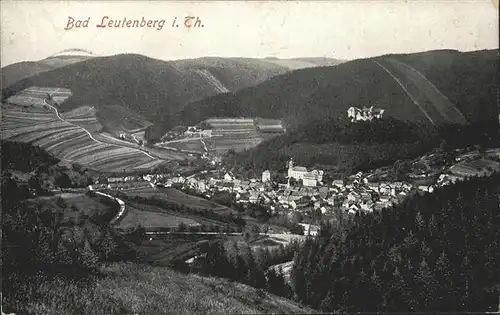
78 238 99 269
434 250 456 311
414 257 437 310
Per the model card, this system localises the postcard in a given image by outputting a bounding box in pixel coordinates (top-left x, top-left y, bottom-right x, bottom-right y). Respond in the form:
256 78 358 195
1 1 499 314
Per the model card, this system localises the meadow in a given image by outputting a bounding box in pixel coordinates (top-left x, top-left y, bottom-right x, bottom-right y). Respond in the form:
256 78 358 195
133 234 220 266
450 158 500 177
124 186 235 214
118 201 202 230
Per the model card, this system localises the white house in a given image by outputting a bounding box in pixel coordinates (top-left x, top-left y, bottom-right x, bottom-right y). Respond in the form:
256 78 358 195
262 170 271 183
303 173 317 187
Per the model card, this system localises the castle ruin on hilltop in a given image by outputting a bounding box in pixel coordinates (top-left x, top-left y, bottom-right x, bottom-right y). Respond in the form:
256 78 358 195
347 106 385 122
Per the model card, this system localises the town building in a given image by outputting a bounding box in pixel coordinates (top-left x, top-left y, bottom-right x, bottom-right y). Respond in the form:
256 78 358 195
303 173 317 187
262 170 271 183
287 158 324 186
224 173 233 181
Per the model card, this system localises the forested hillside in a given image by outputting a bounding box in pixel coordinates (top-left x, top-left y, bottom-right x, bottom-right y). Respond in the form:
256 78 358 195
177 49 498 132
2 54 290 135
225 117 499 177
289 174 500 312
1 54 93 87
392 49 499 122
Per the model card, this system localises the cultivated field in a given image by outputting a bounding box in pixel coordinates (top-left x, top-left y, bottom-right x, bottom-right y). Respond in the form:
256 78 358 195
164 117 283 154
96 132 188 161
132 234 220 265
124 186 236 214
450 158 500 177
251 233 307 249
7 86 73 106
118 202 201 230
207 118 283 152
1 87 174 172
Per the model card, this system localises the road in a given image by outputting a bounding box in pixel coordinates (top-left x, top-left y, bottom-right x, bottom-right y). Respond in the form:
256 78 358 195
43 91 157 160
145 231 242 236
91 189 126 225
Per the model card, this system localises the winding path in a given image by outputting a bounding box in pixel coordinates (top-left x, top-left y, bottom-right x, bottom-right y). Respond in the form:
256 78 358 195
93 190 126 225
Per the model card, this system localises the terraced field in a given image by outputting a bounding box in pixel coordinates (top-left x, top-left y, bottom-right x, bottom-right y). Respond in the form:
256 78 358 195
209 118 283 152
1 86 177 172
163 117 283 154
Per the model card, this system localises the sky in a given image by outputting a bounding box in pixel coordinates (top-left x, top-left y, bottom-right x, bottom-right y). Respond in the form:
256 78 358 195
1 0 498 66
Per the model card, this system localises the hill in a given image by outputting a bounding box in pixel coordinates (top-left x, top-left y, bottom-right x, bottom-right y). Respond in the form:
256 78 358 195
5 262 316 315
262 57 345 69
2 54 294 133
391 49 499 122
1 50 95 87
289 173 500 313
1 141 316 315
177 49 498 131
225 117 499 177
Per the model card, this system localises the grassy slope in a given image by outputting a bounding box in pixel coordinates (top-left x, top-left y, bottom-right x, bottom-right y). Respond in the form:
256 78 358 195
24 193 119 223
17 262 316 315
178 49 498 129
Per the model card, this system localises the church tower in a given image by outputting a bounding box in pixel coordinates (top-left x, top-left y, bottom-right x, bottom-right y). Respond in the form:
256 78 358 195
287 158 293 178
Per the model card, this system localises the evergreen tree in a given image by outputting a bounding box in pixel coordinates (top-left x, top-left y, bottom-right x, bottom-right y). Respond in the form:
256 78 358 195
288 174 500 312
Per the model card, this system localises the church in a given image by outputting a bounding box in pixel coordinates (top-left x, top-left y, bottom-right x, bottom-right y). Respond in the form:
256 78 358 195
287 158 324 187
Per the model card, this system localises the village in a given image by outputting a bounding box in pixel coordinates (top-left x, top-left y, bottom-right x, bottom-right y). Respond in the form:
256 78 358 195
93 142 500 236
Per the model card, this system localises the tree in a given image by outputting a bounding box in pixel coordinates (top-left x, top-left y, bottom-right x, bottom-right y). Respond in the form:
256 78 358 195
202 241 228 276
55 197 68 209
28 174 43 194
177 222 187 232
244 224 260 241
413 258 437 310
78 239 99 268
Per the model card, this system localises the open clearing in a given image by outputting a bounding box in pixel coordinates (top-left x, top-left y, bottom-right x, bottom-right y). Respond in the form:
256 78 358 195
450 158 500 177
124 186 236 214
118 202 201 230
132 234 221 265
374 59 468 125
33 193 118 223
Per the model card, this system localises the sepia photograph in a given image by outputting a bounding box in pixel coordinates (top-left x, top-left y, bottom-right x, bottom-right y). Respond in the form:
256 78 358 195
1 0 499 314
